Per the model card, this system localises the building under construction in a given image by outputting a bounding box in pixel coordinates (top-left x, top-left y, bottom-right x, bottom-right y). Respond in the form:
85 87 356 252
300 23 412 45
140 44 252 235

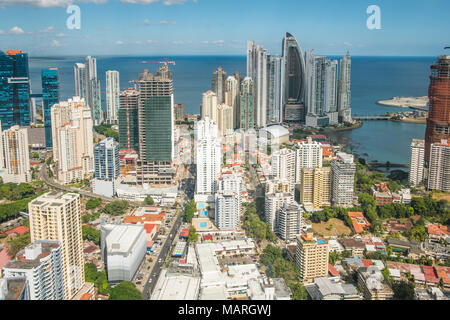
425 55 450 163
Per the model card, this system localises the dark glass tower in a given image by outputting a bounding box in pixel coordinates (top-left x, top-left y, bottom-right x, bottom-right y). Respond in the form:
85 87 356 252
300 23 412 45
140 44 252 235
42 68 60 149
0 50 31 130
282 33 306 123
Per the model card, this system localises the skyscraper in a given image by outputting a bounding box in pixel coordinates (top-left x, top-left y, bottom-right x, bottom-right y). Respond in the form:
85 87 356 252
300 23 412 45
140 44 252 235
427 140 450 192
28 192 85 300
195 117 222 194
337 51 352 123
201 90 218 123
424 55 450 164
105 70 120 124
409 139 425 186
74 63 86 99
299 167 331 209
267 55 283 124
271 148 296 193
265 191 294 231
281 33 306 123
217 103 233 137
0 50 31 130
247 41 268 128
41 68 60 149
51 97 94 185
93 137 120 198
212 66 227 104
118 88 140 152
136 65 175 185
239 77 254 130
295 137 323 183
331 152 356 207
0 125 31 183
225 75 240 129
215 191 241 230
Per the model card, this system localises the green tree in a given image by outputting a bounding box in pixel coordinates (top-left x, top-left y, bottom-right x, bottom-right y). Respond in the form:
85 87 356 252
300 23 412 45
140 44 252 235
103 200 129 216
82 225 100 245
392 280 415 300
86 198 102 210
143 195 154 205
109 281 142 300
184 200 196 223
187 226 199 243
7 232 31 257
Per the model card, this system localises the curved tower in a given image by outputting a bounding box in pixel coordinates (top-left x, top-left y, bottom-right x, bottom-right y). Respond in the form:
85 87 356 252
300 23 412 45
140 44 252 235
281 32 306 123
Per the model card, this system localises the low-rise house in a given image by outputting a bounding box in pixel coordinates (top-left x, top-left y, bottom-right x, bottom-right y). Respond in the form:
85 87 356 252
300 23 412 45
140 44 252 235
339 238 365 257
305 277 362 300
415 287 449 300
357 266 394 300
347 212 370 234
427 224 450 243
386 238 425 259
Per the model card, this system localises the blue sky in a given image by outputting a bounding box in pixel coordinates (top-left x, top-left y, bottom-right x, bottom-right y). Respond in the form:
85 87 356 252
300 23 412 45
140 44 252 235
0 0 449 56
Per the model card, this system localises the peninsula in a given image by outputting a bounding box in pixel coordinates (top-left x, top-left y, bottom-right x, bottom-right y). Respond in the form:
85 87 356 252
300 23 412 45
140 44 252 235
376 96 428 108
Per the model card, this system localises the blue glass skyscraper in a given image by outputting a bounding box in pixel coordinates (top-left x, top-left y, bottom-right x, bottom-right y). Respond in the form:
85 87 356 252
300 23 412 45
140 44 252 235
0 50 31 130
94 137 120 180
42 68 60 149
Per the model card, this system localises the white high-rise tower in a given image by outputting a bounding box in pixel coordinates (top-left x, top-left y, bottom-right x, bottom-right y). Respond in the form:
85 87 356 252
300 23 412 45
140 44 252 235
105 70 120 124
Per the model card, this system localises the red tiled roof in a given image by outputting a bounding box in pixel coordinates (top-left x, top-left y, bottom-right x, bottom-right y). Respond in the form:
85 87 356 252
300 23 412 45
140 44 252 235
422 265 439 284
180 228 190 237
434 266 450 285
0 248 11 269
144 224 159 234
427 224 450 236
83 245 98 254
328 263 339 277
80 293 92 300
202 234 213 241
362 259 373 267
347 212 370 234
5 226 29 236
123 214 164 224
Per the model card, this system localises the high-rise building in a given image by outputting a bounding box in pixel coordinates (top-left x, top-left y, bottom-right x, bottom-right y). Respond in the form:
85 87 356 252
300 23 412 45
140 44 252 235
267 55 283 124
295 137 323 183
136 65 175 185
41 68 60 149
215 191 241 230
424 55 450 163
217 103 233 137
281 33 306 123
331 152 356 207
276 202 303 241
93 137 120 197
296 231 329 284
0 125 31 183
201 90 218 123
174 103 185 121
240 77 254 130
299 167 331 209
427 139 450 192
100 224 147 283
212 66 227 104
271 148 296 193
3 240 65 300
225 75 240 129
409 139 425 186
118 88 140 152
265 192 294 231
28 192 85 300
337 51 352 123
51 97 94 185
247 41 268 128
0 50 31 130
74 63 87 99
195 117 222 194
105 70 120 124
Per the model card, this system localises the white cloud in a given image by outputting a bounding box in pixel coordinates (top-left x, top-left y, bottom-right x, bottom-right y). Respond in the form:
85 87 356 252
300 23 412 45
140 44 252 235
120 0 159 4
158 20 177 25
39 26 54 33
0 30 5 35
343 42 353 47
56 33 66 37
0 0 106 8
143 19 151 25
9 26 25 35
163 0 186 5
51 39 62 47
172 40 184 45
114 40 124 45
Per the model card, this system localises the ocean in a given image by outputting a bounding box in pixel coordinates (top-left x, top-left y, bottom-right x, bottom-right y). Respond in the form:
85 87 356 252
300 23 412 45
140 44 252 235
28 55 435 165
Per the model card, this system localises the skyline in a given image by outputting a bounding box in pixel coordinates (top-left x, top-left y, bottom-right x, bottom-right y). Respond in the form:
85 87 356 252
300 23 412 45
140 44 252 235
0 0 449 56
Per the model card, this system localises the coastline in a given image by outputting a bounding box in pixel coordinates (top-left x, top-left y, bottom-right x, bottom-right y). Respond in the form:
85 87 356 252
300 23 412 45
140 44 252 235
391 117 427 124
376 96 428 108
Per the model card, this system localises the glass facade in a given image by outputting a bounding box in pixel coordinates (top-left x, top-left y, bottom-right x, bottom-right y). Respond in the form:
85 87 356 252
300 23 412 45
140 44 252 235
42 68 60 149
94 138 120 179
0 50 31 130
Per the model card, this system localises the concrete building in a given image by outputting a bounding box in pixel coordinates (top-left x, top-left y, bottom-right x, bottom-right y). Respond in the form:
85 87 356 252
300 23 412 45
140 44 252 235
259 124 290 147
0 125 31 183
3 240 65 300
217 103 233 137
212 66 227 104
305 277 361 300
267 55 283 124
357 266 394 300
51 97 94 185
331 152 356 207
265 192 294 231
92 137 120 197
105 70 120 124
295 137 323 183
247 41 268 128
118 88 140 152
100 223 147 283
409 139 425 186
276 203 303 241
151 269 200 300
427 139 450 192
239 77 254 130
74 57 101 125
195 117 222 195
201 90 218 123
28 192 85 299
296 231 329 283
299 166 331 209
271 148 296 193
337 52 352 123
174 103 185 121
225 74 240 129
215 191 241 230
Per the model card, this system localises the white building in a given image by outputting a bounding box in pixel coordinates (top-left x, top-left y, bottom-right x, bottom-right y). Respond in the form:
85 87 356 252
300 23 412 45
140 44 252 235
265 192 294 231
151 269 200 300
295 136 323 183
331 152 356 207
225 75 240 129
51 97 94 185
427 139 450 192
0 125 31 183
409 139 425 186
3 240 65 300
267 55 283 124
276 203 303 241
105 70 120 124
338 52 352 123
201 91 218 123
271 148 296 193
215 191 241 230
217 103 233 137
100 223 147 283
247 41 268 128
195 117 222 195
